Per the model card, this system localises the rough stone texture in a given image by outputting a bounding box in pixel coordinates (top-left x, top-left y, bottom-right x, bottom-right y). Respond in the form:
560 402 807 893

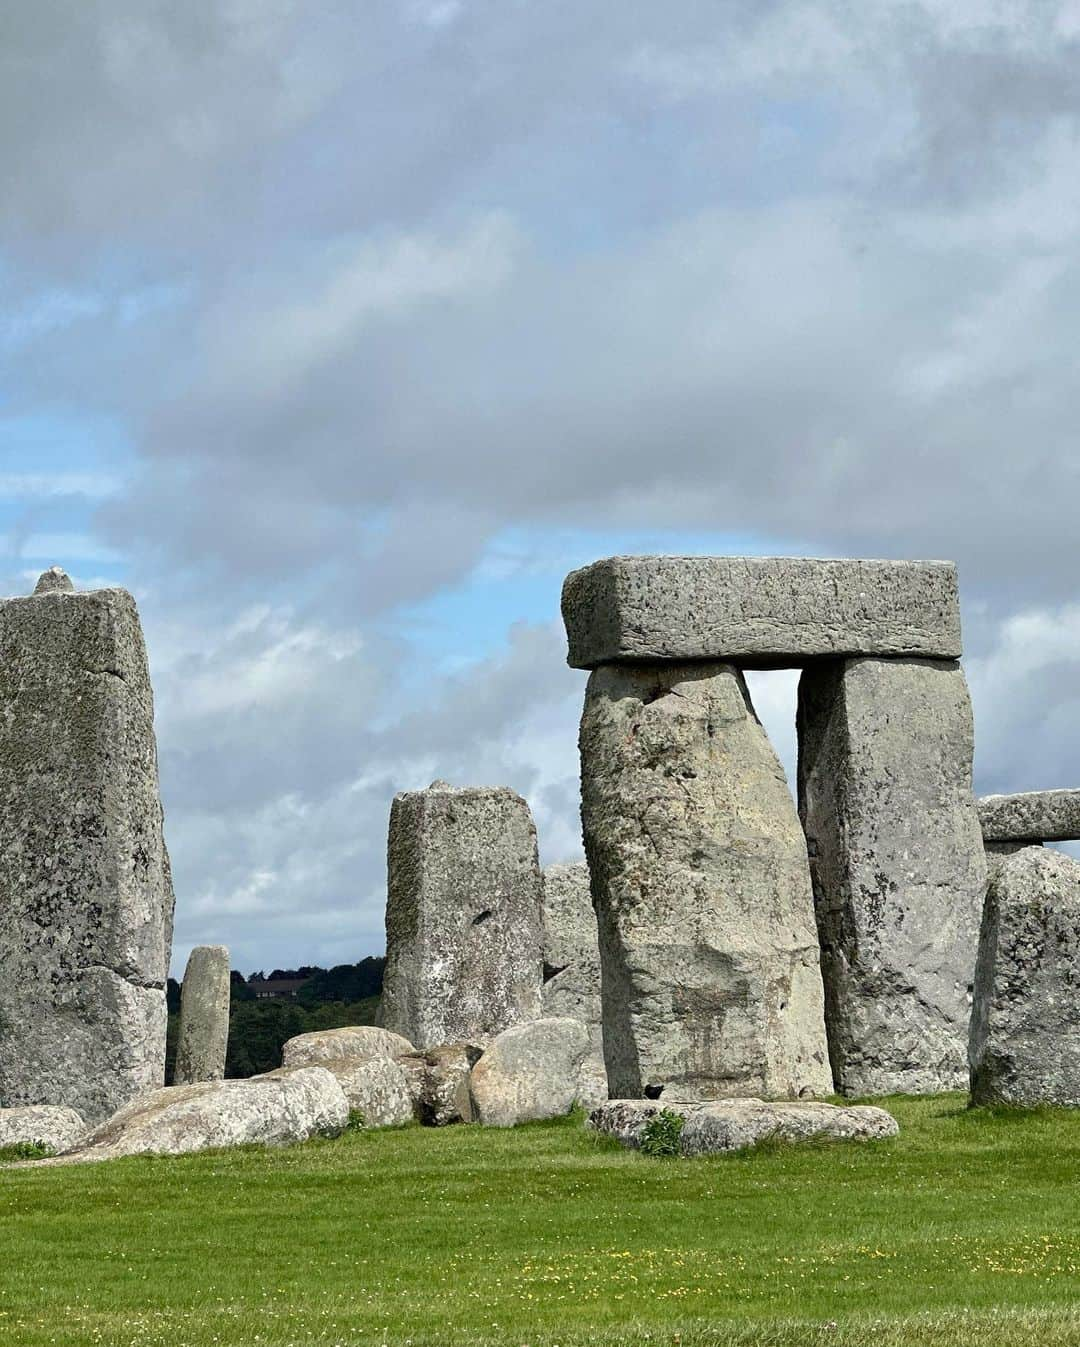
319 1056 414 1126
588 1098 899 1155
380 782 544 1050
469 1017 590 1126
33 566 74 595
979 790 1080 843
0 1105 86 1153
0 577 174 1125
174 945 230 1085
563 556 961 669
970 849 1080 1107
396 1043 481 1125
282 1025 415 1068
581 663 831 1101
542 862 608 1107
27 1067 348 1165
798 657 987 1097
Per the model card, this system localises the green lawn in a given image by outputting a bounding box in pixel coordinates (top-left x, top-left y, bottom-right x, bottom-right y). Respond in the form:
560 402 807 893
5 1095 1080 1346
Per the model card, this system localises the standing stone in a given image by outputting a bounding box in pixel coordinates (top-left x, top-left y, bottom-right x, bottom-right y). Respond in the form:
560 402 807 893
541 863 607 1106
379 782 544 1050
580 663 831 1101
174 945 231 1085
798 657 986 1096
970 848 1080 1107
0 574 174 1125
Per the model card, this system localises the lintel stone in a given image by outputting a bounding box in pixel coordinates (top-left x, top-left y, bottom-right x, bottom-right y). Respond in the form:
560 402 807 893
978 790 1080 843
562 556 961 669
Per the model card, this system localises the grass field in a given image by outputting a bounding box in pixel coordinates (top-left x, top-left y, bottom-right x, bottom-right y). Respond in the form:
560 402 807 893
5 1095 1080 1346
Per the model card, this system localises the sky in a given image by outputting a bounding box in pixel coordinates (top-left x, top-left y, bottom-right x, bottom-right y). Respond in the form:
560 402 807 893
3 1 1080 976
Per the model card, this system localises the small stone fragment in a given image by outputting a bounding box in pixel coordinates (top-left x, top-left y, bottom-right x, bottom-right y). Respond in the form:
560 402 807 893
379 782 544 1050
562 556 962 668
0 1105 87 1154
396 1043 481 1126
978 790 1080 844
798 657 987 1096
541 862 607 1107
174 945 230 1085
469 1018 589 1127
970 848 1080 1107
588 1097 899 1155
32 566 74 595
282 1025 415 1068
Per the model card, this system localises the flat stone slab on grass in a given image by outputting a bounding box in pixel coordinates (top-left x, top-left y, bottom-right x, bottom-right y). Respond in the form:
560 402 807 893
588 1098 899 1155
0 1105 87 1154
562 556 961 668
17 1066 348 1165
978 790 1080 843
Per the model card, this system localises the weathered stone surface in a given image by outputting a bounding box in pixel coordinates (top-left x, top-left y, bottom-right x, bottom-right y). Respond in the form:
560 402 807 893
469 1018 590 1126
581 663 831 1101
798 657 986 1096
979 790 1080 843
542 862 608 1107
970 849 1080 1107
282 1025 415 1068
174 945 230 1085
563 556 961 669
0 1105 86 1153
0 577 174 1125
319 1057 414 1126
588 1098 899 1155
396 1043 481 1125
27 1067 348 1164
33 566 74 595
380 782 544 1050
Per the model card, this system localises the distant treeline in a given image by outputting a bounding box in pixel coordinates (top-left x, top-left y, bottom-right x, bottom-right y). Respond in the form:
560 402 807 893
166 957 385 1081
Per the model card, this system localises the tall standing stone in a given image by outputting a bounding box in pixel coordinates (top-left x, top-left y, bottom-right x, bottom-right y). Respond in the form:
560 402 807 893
970 848 1080 1107
379 782 543 1051
798 657 986 1096
0 572 174 1124
174 945 231 1085
541 862 607 1106
580 663 831 1101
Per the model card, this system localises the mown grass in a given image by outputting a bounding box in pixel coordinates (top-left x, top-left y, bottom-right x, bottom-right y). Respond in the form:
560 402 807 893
4 1095 1080 1346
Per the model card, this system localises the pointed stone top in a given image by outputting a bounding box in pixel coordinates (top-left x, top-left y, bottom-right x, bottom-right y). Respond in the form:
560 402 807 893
428 779 453 790
33 567 74 595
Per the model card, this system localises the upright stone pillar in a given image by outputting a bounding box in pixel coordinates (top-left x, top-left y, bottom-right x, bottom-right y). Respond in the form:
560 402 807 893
0 570 174 1124
798 658 986 1095
379 782 543 1050
542 862 608 1106
174 945 231 1084
580 663 832 1101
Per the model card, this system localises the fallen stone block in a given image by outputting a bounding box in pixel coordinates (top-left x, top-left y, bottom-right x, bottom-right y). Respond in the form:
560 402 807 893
21 1067 348 1164
396 1044 481 1125
0 571 174 1125
798 657 986 1095
978 790 1080 843
541 862 607 1107
588 1098 899 1155
174 945 230 1085
563 556 961 669
380 782 544 1050
581 662 831 1100
970 848 1080 1107
0 1105 87 1154
469 1017 589 1126
282 1025 415 1068
317 1057 414 1127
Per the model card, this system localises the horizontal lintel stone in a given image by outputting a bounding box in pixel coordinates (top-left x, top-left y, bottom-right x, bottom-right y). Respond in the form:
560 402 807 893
978 790 1080 843
561 556 962 669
